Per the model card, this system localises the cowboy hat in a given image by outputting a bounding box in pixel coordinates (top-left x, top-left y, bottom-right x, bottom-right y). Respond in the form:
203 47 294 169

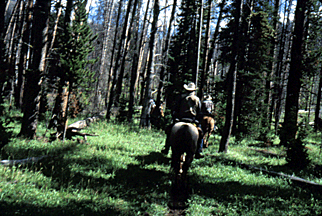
183 82 197 91
205 95 212 100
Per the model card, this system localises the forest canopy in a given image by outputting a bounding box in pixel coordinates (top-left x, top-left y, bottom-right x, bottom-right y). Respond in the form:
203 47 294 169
1 0 322 168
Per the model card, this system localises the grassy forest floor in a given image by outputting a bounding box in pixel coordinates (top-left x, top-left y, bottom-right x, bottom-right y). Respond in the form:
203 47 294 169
1 111 322 215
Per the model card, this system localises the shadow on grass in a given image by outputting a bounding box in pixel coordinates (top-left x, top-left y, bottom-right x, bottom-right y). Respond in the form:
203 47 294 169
135 151 170 166
4 150 172 215
6 145 322 215
0 200 122 216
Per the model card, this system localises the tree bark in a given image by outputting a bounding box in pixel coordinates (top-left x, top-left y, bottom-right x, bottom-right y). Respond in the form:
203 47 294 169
280 0 307 146
94 0 114 112
198 0 212 99
0 0 9 99
19 0 51 139
218 0 242 153
274 0 293 134
195 0 204 84
127 0 143 122
156 0 176 108
140 0 160 128
105 0 124 119
314 66 322 131
114 0 136 106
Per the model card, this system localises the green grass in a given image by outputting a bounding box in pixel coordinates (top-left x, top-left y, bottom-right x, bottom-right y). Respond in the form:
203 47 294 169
1 115 322 215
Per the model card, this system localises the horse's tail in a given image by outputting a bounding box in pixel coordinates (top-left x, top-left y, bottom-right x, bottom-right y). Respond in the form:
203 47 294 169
173 124 198 157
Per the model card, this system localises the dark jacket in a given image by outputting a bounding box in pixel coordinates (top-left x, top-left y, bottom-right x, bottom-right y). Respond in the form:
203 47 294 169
173 92 203 123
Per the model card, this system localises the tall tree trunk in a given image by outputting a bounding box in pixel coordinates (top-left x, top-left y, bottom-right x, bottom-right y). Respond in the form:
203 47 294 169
264 0 280 131
202 0 226 98
218 0 242 153
48 0 73 135
94 0 114 112
15 0 33 109
128 0 142 122
109 0 132 108
314 66 322 131
115 0 136 106
274 0 293 134
280 0 307 146
19 0 51 139
198 0 212 99
156 0 176 108
105 0 124 119
140 0 159 128
136 0 151 105
0 0 9 98
195 0 204 85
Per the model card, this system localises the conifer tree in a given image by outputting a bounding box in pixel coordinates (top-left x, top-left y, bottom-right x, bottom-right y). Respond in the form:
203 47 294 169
50 0 97 139
165 0 199 110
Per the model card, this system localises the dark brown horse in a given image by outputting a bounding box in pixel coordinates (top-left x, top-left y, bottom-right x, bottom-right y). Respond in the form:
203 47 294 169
201 116 216 148
169 122 199 186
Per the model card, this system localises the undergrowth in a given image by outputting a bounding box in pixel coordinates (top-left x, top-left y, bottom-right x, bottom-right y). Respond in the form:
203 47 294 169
0 115 322 215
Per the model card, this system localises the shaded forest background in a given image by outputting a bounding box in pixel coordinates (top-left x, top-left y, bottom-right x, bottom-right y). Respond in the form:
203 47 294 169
1 0 322 169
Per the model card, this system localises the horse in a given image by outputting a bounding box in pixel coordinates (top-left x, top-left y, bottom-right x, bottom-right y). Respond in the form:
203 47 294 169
169 122 199 187
150 102 164 128
201 116 216 148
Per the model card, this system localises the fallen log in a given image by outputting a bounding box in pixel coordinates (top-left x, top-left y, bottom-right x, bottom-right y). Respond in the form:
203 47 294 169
247 147 285 157
0 155 49 166
206 154 322 193
50 113 104 141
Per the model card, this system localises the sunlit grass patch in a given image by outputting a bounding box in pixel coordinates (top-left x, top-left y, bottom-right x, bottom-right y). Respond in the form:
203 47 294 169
1 117 322 215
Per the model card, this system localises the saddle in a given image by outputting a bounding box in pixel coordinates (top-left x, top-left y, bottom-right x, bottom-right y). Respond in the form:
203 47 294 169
175 118 199 125
174 118 203 137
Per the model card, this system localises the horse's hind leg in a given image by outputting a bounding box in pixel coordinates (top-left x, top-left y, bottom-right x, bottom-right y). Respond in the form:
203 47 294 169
182 152 194 184
171 151 181 181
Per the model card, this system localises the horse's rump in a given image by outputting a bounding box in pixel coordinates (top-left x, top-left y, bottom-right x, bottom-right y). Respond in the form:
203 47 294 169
170 122 199 155
201 116 216 148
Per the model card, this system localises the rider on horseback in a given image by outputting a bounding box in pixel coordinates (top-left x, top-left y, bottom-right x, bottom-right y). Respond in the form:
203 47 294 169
202 95 214 117
161 82 204 159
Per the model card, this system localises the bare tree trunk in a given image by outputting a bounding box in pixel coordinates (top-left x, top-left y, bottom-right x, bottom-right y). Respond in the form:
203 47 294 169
274 0 293 134
0 0 9 98
15 0 33 109
140 0 160 128
156 0 176 108
114 0 136 106
19 0 51 139
136 0 151 105
219 0 242 153
280 0 307 146
105 0 124 119
8 0 23 108
198 0 212 99
264 0 280 130
314 66 322 131
48 0 73 135
94 0 114 112
128 0 143 122
202 0 226 98
195 0 203 85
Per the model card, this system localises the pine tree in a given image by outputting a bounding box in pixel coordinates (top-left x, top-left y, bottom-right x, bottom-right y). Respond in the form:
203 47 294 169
165 0 199 110
58 0 97 89
49 0 97 139
218 0 274 139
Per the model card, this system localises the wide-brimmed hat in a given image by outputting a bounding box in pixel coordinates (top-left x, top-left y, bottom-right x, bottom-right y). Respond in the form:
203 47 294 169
205 95 212 100
183 82 197 91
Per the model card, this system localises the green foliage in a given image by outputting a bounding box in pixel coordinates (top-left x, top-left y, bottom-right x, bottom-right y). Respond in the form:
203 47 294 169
56 0 98 89
1 112 322 215
165 0 199 108
286 119 311 170
0 98 12 150
218 1 275 139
